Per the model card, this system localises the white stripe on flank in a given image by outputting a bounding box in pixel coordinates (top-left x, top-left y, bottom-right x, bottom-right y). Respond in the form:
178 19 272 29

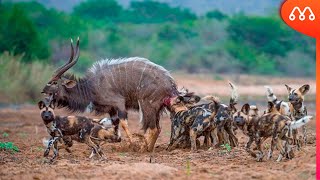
138 100 143 124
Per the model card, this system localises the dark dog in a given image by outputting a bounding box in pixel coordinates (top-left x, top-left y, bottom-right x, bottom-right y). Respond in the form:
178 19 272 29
233 102 312 162
201 82 238 148
38 99 121 161
167 93 217 151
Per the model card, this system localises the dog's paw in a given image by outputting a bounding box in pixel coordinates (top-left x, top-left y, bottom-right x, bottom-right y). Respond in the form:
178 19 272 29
267 151 272 160
256 152 264 162
43 150 50 157
276 154 283 162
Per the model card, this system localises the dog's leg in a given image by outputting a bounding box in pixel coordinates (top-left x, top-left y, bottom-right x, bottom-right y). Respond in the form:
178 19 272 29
50 138 59 162
302 125 307 145
44 137 55 157
275 138 286 162
267 137 276 160
254 133 264 162
225 125 238 147
204 131 212 148
215 128 224 148
245 136 257 158
189 129 197 152
85 136 101 159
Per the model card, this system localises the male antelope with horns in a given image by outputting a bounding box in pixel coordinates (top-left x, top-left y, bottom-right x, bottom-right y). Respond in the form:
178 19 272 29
41 38 180 152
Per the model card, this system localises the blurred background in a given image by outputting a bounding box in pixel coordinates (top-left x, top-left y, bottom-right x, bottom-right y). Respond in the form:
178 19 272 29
0 0 316 104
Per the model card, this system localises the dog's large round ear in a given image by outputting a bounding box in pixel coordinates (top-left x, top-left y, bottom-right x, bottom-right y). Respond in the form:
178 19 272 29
241 103 250 115
267 101 275 112
49 99 56 109
38 101 45 110
230 103 237 114
188 95 201 104
299 84 310 95
285 84 292 93
177 96 184 103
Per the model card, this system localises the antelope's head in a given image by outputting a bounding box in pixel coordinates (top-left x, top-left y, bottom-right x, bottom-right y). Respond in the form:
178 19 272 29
42 38 80 100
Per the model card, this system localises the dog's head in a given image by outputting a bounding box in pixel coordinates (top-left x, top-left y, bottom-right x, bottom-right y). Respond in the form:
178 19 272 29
285 84 309 104
38 98 56 123
233 103 250 128
98 117 121 142
169 94 201 112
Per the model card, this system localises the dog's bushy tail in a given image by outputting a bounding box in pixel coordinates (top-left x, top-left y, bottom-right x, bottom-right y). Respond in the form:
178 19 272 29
42 137 50 147
229 81 239 104
264 86 277 103
290 116 313 129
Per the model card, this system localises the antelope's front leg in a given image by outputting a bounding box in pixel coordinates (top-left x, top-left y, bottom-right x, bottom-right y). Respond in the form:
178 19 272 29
118 111 133 143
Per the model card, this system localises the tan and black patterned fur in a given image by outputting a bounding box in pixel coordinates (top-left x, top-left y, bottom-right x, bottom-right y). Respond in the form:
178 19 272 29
38 99 120 161
233 102 311 162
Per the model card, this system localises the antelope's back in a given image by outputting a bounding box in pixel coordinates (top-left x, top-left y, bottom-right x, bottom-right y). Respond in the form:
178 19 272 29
89 57 178 108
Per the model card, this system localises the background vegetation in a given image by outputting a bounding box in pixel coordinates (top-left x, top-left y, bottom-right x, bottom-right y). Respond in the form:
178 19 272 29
0 0 316 103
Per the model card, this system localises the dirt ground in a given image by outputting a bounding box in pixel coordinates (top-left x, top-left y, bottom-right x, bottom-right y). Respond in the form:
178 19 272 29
0 74 316 180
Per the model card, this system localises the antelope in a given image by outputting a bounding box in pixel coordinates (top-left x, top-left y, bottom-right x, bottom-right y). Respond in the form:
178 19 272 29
41 38 180 153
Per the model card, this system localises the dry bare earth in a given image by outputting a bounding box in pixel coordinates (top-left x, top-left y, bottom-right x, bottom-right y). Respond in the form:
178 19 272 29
0 75 316 180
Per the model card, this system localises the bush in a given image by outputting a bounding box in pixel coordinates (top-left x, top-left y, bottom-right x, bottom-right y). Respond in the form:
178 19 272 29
0 4 49 62
0 53 53 103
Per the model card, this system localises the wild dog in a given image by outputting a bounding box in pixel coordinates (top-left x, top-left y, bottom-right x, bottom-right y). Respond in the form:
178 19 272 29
38 99 121 161
265 84 310 146
167 94 227 151
233 102 312 162
202 82 238 148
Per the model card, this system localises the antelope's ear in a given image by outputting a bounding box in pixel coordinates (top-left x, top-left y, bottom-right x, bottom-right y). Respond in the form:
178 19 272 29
285 84 292 93
62 79 77 89
38 101 45 110
241 103 250 115
298 84 310 95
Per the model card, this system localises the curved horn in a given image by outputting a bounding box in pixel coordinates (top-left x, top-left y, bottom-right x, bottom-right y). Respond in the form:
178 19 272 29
51 38 80 81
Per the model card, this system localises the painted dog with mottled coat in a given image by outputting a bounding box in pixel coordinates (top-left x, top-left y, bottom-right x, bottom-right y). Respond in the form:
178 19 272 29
38 99 121 161
233 102 312 162
265 84 310 146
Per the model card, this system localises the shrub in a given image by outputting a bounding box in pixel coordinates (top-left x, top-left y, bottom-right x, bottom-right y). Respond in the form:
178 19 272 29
0 53 53 103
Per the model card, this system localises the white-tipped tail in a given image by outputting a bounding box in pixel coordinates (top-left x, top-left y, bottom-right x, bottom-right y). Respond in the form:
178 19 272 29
290 116 313 129
229 81 239 103
264 86 277 102
42 137 50 147
99 118 113 127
